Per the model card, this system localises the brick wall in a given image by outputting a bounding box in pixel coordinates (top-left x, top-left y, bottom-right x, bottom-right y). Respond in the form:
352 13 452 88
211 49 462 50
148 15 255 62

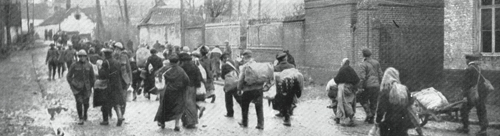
371 3 445 91
283 21 305 66
184 27 203 50
304 0 357 83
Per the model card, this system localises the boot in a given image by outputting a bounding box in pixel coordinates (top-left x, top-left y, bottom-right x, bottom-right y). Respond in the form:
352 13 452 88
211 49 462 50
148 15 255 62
284 117 291 126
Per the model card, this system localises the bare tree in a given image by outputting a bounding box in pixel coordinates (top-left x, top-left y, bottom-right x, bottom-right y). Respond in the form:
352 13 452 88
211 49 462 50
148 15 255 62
95 0 105 40
116 0 124 21
205 0 231 22
123 0 130 40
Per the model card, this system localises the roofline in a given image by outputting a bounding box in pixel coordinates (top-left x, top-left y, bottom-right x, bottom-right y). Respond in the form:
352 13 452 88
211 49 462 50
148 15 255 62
138 23 179 27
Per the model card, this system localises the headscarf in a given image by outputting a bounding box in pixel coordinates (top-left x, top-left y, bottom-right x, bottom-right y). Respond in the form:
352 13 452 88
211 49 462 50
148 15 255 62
381 67 408 106
341 58 349 66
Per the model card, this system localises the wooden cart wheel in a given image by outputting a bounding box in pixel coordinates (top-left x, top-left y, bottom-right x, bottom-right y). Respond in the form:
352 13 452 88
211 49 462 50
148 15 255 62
419 114 429 127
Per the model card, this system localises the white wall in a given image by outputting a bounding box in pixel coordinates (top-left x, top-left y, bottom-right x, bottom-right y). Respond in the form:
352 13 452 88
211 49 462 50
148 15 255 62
139 24 181 48
60 12 95 36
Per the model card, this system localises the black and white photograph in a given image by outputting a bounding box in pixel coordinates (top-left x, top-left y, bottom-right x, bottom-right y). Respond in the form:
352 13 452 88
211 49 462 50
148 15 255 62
0 0 500 135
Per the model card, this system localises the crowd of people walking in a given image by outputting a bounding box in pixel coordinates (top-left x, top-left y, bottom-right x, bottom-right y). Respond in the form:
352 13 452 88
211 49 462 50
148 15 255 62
46 34 492 136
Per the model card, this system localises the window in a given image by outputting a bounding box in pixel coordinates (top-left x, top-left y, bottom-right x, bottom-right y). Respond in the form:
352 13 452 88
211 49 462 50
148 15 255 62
480 0 500 54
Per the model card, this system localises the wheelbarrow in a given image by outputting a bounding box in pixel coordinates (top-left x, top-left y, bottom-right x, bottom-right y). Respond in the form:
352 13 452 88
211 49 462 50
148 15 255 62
413 98 467 127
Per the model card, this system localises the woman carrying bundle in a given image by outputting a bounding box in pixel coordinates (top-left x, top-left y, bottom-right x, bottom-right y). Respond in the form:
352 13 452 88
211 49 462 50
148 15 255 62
333 58 359 126
374 67 422 136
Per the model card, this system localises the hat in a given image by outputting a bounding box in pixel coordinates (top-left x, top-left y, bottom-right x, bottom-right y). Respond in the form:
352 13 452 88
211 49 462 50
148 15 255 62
277 53 287 60
76 50 87 56
182 46 190 52
114 42 124 49
50 43 55 46
168 54 179 63
150 49 158 54
102 48 113 53
178 53 192 61
465 53 482 61
362 48 372 57
243 50 253 55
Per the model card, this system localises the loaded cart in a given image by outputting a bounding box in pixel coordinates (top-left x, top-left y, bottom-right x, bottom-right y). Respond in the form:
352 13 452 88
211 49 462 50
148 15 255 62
411 87 467 127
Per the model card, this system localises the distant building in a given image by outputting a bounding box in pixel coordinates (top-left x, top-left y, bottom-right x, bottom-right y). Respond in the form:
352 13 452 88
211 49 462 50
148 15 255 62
37 7 96 40
138 1 181 48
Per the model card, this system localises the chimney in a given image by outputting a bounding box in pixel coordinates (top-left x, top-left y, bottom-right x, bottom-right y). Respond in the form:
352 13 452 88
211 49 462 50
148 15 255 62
155 0 166 7
66 0 71 10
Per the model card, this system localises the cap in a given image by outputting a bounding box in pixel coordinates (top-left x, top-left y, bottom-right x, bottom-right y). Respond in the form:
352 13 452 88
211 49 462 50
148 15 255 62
362 48 372 57
243 50 253 55
277 53 287 60
178 53 192 61
76 50 87 56
150 49 158 54
465 53 482 61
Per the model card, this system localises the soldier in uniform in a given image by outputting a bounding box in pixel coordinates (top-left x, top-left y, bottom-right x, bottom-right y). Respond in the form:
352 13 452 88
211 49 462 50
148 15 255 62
66 50 95 125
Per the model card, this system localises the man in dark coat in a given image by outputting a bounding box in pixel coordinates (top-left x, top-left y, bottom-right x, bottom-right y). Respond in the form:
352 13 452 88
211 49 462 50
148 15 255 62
113 42 133 115
98 48 125 126
456 53 489 136
237 50 265 130
66 50 95 125
220 53 240 117
273 53 296 119
358 48 383 124
144 49 164 99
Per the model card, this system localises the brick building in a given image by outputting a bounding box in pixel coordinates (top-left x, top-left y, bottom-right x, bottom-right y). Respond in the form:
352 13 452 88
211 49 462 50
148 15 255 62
303 0 444 91
444 0 500 104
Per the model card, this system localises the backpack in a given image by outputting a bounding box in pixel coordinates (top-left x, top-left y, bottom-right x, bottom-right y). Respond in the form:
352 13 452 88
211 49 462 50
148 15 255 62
243 62 274 85
224 62 239 92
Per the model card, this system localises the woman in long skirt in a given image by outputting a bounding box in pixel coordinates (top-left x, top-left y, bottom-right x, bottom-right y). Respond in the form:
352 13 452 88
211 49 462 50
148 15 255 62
154 55 190 131
333 58 359 126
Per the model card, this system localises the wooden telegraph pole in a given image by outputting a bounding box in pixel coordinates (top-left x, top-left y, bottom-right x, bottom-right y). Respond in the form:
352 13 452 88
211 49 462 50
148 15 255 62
95 0 105 41
180 0 185 47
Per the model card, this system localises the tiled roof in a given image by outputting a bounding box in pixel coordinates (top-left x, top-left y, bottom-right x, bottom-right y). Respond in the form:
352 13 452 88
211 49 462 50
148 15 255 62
38 7 96 26
138 6 181 26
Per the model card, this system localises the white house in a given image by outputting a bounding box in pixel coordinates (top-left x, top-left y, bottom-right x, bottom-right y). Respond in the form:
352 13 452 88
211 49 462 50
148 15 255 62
138 1 181 47
37 7 96 40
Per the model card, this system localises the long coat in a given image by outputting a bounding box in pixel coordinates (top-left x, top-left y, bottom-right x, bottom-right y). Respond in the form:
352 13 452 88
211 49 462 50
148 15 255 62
96 58 125 106
66 61 95 102
154 64 190 122
113 50 133 86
